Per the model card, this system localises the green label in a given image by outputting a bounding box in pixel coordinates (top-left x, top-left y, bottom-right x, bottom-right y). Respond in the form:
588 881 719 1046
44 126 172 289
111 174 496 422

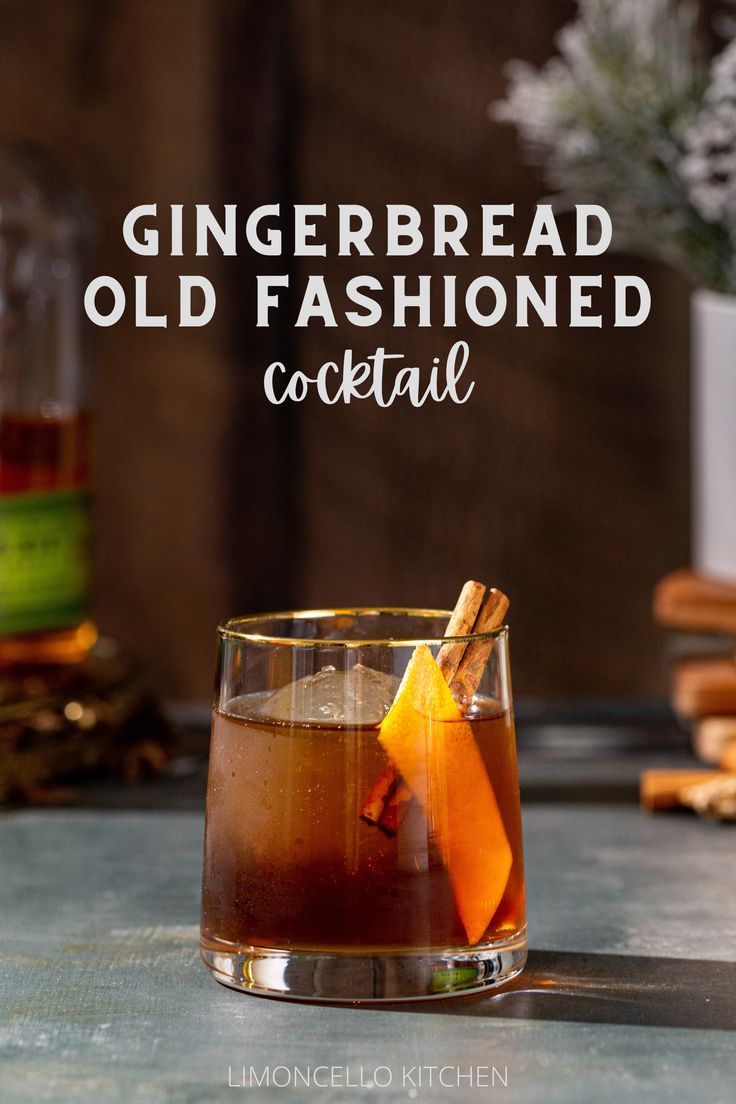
0 488 91 634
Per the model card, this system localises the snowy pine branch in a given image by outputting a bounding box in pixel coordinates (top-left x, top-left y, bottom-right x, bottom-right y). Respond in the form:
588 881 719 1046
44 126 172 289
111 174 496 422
494 0 736 292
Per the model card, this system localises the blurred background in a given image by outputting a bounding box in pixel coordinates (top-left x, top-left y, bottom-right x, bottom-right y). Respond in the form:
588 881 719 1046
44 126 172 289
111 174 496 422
0 0 698 701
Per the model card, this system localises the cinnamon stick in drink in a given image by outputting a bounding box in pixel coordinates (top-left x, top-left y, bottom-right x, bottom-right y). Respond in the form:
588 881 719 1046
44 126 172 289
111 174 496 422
380 587 508 834
359 766 399 827
360 581 509 835
450 589 509 708
436 579 487 681
360 580 486 832
372 780 414 836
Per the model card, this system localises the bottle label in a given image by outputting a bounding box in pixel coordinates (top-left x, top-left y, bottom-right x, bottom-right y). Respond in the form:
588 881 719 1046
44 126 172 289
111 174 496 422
0 488 91 634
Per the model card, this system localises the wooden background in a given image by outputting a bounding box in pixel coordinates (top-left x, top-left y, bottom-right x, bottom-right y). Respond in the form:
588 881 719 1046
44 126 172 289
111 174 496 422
0 0 694 698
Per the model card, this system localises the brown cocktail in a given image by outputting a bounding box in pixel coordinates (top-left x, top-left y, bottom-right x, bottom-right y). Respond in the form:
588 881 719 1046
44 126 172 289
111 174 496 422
201 585 527 1001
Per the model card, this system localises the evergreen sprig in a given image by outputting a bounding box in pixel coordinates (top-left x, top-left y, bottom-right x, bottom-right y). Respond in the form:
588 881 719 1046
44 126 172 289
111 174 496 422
494 0 736 291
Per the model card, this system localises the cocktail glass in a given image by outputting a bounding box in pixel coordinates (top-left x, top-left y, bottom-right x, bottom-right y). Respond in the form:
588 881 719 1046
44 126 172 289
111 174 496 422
200 608 526 1001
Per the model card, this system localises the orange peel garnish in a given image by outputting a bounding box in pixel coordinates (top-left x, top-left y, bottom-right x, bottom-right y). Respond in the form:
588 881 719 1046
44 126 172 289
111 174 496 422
378 644 512 944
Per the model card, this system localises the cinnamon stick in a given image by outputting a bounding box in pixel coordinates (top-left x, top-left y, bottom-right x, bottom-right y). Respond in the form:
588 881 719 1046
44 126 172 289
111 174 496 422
361 771 413 837
436 579 487 681
640 768 726 812
360 581 509 834
693 716 736 765
372 779 413 836
654 568 736 634
673 658 736 719
720 740 736 772
359 764 399 827
360 580 487 831
450 588 509 708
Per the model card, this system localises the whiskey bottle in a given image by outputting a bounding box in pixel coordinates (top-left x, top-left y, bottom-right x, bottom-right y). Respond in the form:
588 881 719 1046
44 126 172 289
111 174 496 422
0 145 96 664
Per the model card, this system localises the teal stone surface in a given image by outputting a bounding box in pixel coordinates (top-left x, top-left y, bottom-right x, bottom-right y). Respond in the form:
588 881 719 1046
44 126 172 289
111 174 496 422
1 799 735 1103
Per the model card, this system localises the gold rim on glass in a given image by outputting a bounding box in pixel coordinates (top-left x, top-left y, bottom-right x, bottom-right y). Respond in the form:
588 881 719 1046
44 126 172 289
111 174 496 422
217 608 509 648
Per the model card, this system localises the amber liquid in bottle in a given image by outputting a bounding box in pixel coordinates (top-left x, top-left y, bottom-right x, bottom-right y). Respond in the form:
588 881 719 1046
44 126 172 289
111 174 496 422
0 412 95 664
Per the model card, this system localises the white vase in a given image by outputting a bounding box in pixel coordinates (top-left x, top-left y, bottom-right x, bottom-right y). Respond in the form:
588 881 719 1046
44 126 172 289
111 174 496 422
692 289 736 583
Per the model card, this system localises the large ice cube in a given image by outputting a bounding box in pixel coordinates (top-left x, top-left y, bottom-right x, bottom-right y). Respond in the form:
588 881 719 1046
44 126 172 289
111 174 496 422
261 663 399 725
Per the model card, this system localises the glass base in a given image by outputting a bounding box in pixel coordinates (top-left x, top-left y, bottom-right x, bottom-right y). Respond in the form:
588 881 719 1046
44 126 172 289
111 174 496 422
200 928 527 1003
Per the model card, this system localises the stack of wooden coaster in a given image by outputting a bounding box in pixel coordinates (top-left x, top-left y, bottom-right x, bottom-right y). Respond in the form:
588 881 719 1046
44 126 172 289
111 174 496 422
654 569 736 762
646 569 736 819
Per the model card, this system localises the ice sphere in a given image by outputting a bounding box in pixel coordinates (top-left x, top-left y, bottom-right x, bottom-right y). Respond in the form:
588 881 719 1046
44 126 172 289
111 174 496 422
261 663 399 725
